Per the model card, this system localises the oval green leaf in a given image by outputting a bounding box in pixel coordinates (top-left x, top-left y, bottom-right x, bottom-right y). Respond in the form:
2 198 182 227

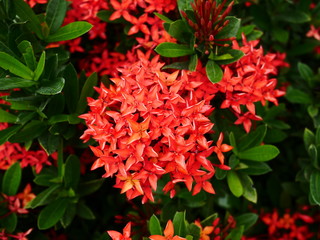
2 162 22 196
227 171 243 197
206 60 223 83
0 52 34 80
149 215 162 235
155 42 194 57
0 77 36 90
310 170 320 205
38 198 69 230
46 21 93 42
238 145 280 161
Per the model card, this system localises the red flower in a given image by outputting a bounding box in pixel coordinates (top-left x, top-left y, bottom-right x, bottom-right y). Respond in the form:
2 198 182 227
108 222 132 240
149 220 186 240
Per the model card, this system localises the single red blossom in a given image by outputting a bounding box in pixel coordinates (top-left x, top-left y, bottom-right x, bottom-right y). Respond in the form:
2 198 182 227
306 25 320 41
149 220 186 240
24 0 47 7
108 222 132 240
8 229 32 240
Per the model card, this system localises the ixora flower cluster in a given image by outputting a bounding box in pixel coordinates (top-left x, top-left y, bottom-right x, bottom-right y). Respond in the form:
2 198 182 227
80 32 287 203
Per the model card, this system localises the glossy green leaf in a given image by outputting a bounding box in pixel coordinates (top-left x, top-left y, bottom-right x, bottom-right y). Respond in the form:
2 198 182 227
17 40 36 70
304 128 315 151
238 125 267 151
310 170 320 205
61 204 76 228
34 174 55 187
213 49 244 65
177 0 193 12
188 54 198 71
229 132 238 154
168 19 192 43
26 184 60 208
240 173 257 203
78 179 104 197
2 162 22 196
0 213 17 233
155 42 194 57
0 77 36 90
154 12 173 23
76 72 98 113
188 223 200 240
225 226 244 240
206 60 223 83
34 51 46 81
9 120 47 143
236 25 255 39
0 125 23 145
173 211 187 236
13 0 43 39
238 145 280 161
227 171 243 197
45 0 67 33
280 10 311 23
298 62 313 87
149 215 162 235
162 61 189 70
38 134 60 155
46 21 93 42
235 213 258 231
77 201 95 220
239 160 272 175
216 17 241 39
63 63 79 113
0 52 34 80
64 155 80 189
0 109 18 123
285 86 313 104
37 77 65 95
38 198 69 230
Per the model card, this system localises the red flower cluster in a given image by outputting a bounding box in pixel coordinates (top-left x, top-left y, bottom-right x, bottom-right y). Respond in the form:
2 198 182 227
0 228 32 240
80 50 232 202
0 124 54 173
243 208 319 240
213 36 288 132
24 0 47 8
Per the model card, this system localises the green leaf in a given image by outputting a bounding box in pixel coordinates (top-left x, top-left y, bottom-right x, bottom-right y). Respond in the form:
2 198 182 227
13 0 43 39
38 198 69 230
239 161 272 175
236 25 255 39
304 128 315 151
316 128 320 146
38 134 60 155
188 223 200 240
177 0 193 12
235 213 258 231
0 52 34 80
272 27 289 44
154 12 173 23
0 125 23 145
200 213 218 226
168 19 192 43
46 21 93 42
239 173 257 203
45 0 67 33
26 184 61 208
34 51 46 81
61 203 76 228
225 226 244 240
64 155 80 189
149 215 163 235
279 10 311 23
206 60 223 83
63 63 79 113
238 145 280 161
209 53 233 61
188 54 198 71
155 42 194 57
229 132 238 154
227 171 243 197
173 211 187 236
9 120 47 143
0 109 18 123
213 49 244 65
2 162 22 196
78 179 104 197
162 61 189 70
0 77 36 90
34 174 55 187
76 72 98 113
310 170 320 205
17 40 36 70
216 17 241 40
298 62 313 86
238 125 267 151
37 77 65 95
77 201 95 220
0 213 17 233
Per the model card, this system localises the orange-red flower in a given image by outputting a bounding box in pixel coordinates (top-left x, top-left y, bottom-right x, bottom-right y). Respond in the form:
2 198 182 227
108 222 132 240
149 220 186 240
